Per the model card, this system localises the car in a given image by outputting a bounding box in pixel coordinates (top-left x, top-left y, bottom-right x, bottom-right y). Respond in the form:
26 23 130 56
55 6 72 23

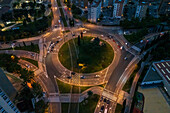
54 25 58 28
72 34 75 36
124 57 127 60
95 75 100 78
80 76 85 79
104 98 107 102
100 96 103 102
71 72 75 75
42 92 46 97
83 31 86 33
101 35 104 37
55 41 59 44
106 100 110 104
67 76 72 79
57 36 60 39
100 106 104 111
120 46 123 50
125 42 128 45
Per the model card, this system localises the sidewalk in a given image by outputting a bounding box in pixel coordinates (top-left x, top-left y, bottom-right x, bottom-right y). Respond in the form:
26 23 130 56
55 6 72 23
48 86 103 103
124 62 145 113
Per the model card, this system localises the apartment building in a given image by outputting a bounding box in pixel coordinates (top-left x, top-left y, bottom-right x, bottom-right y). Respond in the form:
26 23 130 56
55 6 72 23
102 0 109 7
135 1 148 20
0 88 20 113
158 0 170 15
88 0 102 23
141 60 170 96
113 0 124 18
0 68 19 113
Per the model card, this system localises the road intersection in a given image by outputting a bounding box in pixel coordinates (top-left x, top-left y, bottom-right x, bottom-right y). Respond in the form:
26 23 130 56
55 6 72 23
0 0 148 113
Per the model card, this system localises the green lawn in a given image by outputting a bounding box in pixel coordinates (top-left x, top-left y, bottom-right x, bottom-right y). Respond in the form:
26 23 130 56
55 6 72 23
59 8 68 27
123 65 140 93
58 43 71 71
70 103 78 113
124 28 148 44
56 79 71 93
20 57 38 67
5 44 39 53
115 104 123 113
59 36 114 73
79 94 99 113
62 94 99 113
61 103 69 113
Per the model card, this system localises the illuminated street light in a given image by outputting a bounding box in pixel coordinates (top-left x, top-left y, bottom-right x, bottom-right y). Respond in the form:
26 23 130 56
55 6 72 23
11 55 15 60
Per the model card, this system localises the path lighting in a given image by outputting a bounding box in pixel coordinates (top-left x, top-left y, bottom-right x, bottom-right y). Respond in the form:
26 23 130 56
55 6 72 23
11 55 15 60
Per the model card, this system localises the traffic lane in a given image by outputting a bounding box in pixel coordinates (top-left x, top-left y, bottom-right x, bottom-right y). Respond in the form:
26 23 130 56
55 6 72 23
38 74 56 93
45 53 60 93
105 50 134 92
50 103 61 113
0 50 39 61
95 96 112 113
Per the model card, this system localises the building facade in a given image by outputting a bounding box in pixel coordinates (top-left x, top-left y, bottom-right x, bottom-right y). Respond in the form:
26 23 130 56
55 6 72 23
0 88 20 113
88 0 102 23
102 0 109 7
113 0 124 18
141 60 170 96
158 0 170 15
135 2 148 20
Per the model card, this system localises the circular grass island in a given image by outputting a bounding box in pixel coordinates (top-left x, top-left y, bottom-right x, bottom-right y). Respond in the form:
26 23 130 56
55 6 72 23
58 36 114 73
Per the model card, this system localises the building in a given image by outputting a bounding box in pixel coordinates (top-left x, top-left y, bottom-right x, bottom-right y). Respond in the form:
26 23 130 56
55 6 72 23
141 60 170 96
102 0 109 7
0 68 20 113
0 88 20 113
158 0 170 15
148 1 160 18
123 1 137 20
135 2 148 20
113 0 124 19
88 0 102 23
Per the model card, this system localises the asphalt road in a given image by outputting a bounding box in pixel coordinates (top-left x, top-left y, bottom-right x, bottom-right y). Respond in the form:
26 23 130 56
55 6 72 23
105 50 134 92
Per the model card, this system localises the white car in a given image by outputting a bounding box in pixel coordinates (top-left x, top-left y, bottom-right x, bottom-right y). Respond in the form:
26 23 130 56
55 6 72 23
83 31 86 33
120 46 123 50
57 36 61 39
95 75 100 78
124 57 127 60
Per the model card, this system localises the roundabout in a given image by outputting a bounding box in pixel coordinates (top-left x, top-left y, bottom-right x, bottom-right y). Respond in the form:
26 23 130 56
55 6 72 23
58 36 114 73
46 32 120 86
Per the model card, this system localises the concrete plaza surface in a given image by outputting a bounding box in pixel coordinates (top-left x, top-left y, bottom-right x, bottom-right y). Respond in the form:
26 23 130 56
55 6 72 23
138 87 170 113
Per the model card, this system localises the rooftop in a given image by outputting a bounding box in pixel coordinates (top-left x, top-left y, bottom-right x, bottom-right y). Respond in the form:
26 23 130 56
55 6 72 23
153 60 170 83
143 66 163 82
0 68 17 100
91 0 101 7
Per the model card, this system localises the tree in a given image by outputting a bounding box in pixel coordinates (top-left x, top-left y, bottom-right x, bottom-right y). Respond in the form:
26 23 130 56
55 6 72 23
87 90 93 97
32 82 43 98
35 100 48 113
20 69 34 84
1 12 13 22
22 2 27 9
23 19 27 26
78 35 80 46
48 4 52 8
23 41 26 47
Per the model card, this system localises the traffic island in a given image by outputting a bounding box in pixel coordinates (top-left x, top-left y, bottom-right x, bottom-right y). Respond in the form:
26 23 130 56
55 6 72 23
58 36 114 73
